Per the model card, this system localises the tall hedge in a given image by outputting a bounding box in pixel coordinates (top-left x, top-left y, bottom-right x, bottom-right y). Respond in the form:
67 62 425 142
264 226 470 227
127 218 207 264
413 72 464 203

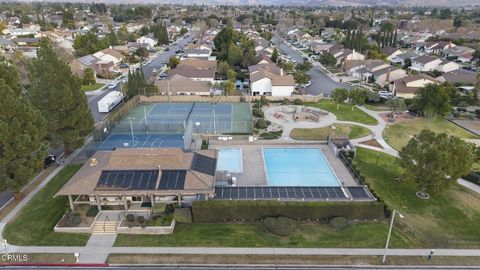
192 200 385 222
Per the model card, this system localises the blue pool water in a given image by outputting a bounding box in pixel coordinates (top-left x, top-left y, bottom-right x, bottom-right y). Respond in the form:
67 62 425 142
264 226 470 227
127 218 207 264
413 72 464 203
216 148 243 173
263 148 340 187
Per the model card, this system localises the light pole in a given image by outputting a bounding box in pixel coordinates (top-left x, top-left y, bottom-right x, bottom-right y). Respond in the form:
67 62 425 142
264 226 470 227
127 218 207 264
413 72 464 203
383 209 404 263
127 117 135 143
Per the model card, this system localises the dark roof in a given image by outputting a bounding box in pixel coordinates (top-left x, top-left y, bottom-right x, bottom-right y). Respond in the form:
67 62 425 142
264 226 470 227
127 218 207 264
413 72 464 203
191 153 216 176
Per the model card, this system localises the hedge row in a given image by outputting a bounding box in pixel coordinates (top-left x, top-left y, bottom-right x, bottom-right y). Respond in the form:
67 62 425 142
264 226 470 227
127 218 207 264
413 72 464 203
192 200 385 222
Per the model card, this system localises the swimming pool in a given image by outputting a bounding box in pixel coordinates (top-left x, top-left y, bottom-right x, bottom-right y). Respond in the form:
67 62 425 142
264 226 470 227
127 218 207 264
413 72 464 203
263 148 340 187
216 148 243 173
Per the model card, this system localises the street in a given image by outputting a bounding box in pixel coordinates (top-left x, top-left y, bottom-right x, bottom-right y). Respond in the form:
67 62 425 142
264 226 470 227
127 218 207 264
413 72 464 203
85 33 195 124
1 266 476 269
272 37 351 96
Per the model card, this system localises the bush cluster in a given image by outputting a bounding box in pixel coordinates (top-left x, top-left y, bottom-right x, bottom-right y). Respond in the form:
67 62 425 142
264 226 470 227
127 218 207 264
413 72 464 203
85 206 99 217
192 200 385 222
263 216 297 236
174 208 192 224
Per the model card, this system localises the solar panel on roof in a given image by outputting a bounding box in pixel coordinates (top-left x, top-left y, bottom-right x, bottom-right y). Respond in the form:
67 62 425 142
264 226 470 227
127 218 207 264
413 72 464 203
158 170 186 190
95 170 159 191
347 187 372 199
213 186 351 200
191 153 216 176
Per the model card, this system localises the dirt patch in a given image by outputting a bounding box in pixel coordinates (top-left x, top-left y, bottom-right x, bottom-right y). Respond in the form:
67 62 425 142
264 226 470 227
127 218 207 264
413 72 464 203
359 139 384 149
380 112 416 124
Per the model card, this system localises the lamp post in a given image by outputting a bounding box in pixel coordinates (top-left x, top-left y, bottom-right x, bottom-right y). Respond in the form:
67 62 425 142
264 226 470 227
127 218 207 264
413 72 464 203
383 209 404 263
127 117 135 143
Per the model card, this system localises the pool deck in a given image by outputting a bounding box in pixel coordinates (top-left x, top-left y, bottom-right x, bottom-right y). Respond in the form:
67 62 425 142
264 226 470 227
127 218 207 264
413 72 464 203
211 143 357 187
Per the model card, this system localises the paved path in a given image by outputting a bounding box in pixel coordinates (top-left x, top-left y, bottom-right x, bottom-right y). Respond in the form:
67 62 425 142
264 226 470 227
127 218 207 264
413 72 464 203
79 234 117 263
457 179 480 194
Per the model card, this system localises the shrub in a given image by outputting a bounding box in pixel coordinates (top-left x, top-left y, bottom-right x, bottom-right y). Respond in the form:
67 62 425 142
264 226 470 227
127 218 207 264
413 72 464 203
293 98 303 105
64 214 81 226
240 96 246 103
259 131 282 140
256 118 268 129
137 216 145 223
457 107 467 112
126 214 135 222
86 206 99 217
263 216 297 236
252 108 264 118
475 109 480 117
329 217 349 230
192 200 385 222
281 98 290 105
174 208 192 223
463 171 480 185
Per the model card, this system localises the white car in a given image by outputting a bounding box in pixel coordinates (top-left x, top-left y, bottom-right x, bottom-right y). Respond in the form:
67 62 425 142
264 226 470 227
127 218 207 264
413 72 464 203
108 82 118 89
304 80 312 87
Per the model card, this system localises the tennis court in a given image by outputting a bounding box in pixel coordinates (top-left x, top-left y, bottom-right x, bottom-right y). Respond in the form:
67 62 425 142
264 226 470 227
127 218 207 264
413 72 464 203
96 102 252 150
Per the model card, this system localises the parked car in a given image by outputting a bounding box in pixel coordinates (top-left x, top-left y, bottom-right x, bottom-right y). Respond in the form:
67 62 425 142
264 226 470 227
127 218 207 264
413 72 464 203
119 63 129 68
108 82 118 89
164 47 170 51
44 155 57 169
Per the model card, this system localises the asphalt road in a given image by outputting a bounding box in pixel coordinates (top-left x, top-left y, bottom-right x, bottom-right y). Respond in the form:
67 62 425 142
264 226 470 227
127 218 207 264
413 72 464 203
3 266 475 270
85 33 195 124
143 33 196 79
272 37 351 96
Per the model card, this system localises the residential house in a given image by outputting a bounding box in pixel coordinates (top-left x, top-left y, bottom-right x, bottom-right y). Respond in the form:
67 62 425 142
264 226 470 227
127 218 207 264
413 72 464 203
389 51 420 66
55 148 217 210
0 38 17 52
410 55 443 72
136 36 157 50
249 63 295 96
436 69 477 86
370 66 407 86
184 44 213 59
443 46 475 63
335 49 365 66
155 74 212 96
390 74 439 99
93 48 124 65
167 58 216 83
380 47 403 62
435 59 460 73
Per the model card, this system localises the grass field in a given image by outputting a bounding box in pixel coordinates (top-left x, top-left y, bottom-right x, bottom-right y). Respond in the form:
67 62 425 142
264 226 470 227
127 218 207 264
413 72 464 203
290 124 371 140
3 165 90 246
107 254 480 266
114 221 411 248
364 103 390 112
305 100 378 125
384 117 479 150
81 83 104 92
354 148 480 248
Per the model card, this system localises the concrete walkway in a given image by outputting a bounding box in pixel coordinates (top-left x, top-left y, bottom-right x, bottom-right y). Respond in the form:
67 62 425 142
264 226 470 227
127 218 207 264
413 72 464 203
79 234 117 263
458 179 480 194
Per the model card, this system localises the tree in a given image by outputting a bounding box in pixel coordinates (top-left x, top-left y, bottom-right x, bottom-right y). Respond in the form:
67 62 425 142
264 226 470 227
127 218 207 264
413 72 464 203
399 130 477 194
319 52 336 67
223 80 235 95
271 47 279 63
227 69 236 82
349 88 367 109
453 17 462 28
413 84 452 117
366 91 381 103
28 39 94 153
180 27 188 36
331 88 349 109
0 59 48 191
385 98 406 114
403 58 412 69
135 47 149 59
227 44 244 67
82 68 96 85
168 56 180 68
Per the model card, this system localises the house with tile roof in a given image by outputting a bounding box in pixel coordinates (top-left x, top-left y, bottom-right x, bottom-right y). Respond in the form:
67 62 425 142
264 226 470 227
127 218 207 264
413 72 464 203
248 63 295 97
390 74 439 99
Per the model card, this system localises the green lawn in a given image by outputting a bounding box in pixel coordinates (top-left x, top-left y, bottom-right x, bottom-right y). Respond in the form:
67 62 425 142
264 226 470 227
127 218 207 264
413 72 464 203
3 165 90 246
364 103 390 112
384 117 479 150
115 221 411 248
290 124 371 140
354 148 480 248
305 100 378 125
81 83 104 92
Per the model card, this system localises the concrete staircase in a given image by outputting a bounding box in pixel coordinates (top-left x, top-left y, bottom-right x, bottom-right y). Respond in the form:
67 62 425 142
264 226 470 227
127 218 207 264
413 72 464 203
91 220 117 234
